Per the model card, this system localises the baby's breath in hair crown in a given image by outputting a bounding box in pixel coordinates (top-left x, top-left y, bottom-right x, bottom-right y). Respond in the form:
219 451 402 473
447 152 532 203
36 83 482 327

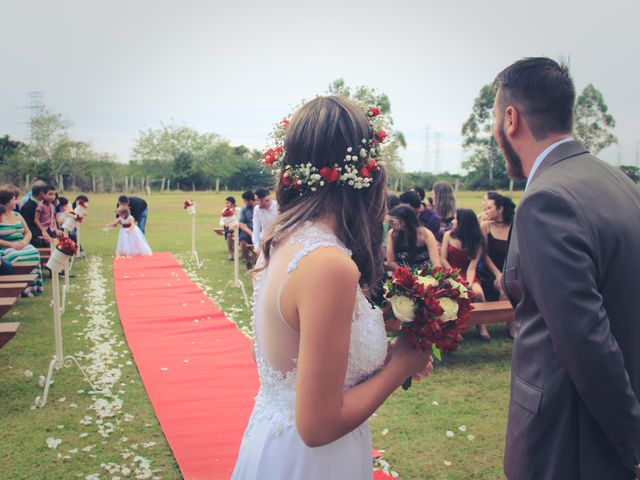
262 99 388 194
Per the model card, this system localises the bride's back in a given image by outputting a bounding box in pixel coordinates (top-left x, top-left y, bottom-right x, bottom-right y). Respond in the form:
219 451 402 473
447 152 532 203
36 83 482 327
253 222 351 375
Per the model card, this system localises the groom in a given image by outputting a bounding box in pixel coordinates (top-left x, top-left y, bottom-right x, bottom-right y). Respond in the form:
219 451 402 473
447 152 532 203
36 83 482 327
495 57 640 479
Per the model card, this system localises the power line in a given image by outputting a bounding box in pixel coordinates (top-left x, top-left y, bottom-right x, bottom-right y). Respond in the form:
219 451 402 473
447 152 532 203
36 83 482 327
23 91 44 145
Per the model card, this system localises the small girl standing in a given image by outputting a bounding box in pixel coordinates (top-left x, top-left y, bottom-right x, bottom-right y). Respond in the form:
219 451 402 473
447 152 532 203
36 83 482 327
105 206 152 258
441 208 490 341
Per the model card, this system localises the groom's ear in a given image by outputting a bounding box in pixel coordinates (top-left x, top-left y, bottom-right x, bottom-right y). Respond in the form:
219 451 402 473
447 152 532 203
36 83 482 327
504 105 520 137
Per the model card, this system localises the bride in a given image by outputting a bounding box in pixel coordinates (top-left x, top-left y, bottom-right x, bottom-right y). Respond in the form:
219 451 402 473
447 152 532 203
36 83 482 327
232 96 433 479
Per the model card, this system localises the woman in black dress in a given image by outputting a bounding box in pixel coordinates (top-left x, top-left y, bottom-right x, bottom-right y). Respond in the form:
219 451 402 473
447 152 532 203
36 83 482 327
386 205 440 272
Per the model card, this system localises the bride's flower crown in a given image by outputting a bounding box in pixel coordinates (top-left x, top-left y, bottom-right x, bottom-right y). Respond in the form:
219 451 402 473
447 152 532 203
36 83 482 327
262 100 387 194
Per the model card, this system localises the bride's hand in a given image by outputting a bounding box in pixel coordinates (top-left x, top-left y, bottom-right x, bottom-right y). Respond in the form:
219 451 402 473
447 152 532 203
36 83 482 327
388 335 433 381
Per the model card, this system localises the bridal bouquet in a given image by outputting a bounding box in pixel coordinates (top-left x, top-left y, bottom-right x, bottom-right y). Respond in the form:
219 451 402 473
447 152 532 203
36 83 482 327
384 265 473 371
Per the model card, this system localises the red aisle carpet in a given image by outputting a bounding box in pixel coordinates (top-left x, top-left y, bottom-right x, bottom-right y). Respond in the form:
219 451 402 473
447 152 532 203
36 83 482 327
114 252 259 480
114 252 393 479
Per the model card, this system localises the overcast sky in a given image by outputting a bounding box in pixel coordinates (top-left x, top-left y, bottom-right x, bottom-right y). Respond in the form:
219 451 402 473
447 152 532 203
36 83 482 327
1 0 638 173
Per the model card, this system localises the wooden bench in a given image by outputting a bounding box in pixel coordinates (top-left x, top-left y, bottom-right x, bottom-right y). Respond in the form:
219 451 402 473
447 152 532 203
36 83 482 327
10 262 40 275
0 322 20 349
0 297 18 319
0 283 28 298
0 274 37 284
468 300 514 325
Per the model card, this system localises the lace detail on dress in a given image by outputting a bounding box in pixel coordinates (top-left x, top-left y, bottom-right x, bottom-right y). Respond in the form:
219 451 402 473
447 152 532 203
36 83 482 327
287 222 351 273
246 356 298 436
345 288 387 387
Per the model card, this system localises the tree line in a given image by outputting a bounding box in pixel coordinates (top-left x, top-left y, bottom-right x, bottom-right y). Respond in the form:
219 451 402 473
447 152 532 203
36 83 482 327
1 81 634 194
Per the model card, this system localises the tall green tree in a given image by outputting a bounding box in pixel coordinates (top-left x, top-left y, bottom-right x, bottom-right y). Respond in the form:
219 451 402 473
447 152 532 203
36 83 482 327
326 78 406 187
461 84 512 189
29 109 72 163
574 84 617 154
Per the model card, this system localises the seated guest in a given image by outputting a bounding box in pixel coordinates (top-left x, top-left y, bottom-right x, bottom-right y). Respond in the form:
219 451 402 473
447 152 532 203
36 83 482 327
20 179 45 206
0 184 22 212
480 192 516 338
408 188 443 240
441 208 489 341
477 191 498 223
239 190 256 270
0 190 43 296
386 204 441 272
0 205 13 275
19 183 48 248
432 181 457 240
383 194 400 250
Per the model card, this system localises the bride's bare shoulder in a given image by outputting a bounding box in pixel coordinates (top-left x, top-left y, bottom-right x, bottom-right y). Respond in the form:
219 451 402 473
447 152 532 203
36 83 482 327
292 247 359 286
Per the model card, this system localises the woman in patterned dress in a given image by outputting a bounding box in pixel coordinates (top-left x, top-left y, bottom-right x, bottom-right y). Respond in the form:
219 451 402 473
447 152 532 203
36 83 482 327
0 189 44 297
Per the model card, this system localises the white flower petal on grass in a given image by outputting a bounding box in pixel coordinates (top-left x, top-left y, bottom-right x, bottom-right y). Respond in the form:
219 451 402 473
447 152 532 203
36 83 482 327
24 369 33 378
381 428 389 436
446 431 454 438
443 460 452 466
432 401 439 406
467 434 476 441
79 433 89 438
46 438 62 449
58 397 66 402
458 425 467 432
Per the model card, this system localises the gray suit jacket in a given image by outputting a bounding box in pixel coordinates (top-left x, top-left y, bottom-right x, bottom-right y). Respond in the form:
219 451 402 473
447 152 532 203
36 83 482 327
503 140 640 479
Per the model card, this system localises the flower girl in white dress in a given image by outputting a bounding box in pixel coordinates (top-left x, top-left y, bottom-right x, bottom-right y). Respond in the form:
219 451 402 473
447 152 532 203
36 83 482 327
105 206 152 257
232 96 433 479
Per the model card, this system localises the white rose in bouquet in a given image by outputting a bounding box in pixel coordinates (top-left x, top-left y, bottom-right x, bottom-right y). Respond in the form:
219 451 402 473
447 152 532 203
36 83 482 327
417 275 439 289
389 295 416 323
436 297 459 323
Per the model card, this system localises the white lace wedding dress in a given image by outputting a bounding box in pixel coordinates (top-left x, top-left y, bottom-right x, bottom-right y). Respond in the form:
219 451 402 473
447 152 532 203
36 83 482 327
232 223 388 479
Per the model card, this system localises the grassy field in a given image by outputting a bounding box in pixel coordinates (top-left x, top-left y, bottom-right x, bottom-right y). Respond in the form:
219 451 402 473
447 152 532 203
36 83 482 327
0 190 522 480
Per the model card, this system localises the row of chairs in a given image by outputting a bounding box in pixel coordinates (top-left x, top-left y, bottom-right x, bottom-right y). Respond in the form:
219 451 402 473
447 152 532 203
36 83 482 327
0 248 52 349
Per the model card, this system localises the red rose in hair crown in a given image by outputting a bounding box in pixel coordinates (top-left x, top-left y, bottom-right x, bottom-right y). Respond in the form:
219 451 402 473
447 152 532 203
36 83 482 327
261 96 391 194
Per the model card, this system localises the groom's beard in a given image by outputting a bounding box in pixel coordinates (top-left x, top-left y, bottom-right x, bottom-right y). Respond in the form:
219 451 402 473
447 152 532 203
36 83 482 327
498 126 526 181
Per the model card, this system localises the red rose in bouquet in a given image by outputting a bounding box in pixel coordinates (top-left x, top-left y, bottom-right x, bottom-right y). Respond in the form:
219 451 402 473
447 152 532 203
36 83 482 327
56 237 78 256
383 265 473 387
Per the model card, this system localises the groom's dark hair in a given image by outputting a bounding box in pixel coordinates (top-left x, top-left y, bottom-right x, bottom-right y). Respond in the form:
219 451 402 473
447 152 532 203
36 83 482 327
494 57 575 140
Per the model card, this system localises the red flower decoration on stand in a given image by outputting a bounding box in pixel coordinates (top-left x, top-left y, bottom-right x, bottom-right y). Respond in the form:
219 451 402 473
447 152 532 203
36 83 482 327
56 237 78 256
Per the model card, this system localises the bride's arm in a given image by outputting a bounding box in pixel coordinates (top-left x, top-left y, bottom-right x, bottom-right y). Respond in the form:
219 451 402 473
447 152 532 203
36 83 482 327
291 249 430 447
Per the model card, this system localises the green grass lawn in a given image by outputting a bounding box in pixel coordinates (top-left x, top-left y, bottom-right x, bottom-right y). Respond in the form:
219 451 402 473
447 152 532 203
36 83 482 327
0 190 521 480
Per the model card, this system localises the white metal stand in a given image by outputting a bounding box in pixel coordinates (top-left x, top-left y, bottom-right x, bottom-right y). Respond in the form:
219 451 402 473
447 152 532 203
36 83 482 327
190 212 203 269
220 223 250 307
35 259 100 408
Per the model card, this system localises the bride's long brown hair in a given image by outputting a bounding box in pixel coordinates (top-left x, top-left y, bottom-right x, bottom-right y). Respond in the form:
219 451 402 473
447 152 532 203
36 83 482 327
259 96 387 295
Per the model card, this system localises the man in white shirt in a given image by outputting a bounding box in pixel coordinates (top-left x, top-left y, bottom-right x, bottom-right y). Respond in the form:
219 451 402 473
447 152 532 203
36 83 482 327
251 188 278 256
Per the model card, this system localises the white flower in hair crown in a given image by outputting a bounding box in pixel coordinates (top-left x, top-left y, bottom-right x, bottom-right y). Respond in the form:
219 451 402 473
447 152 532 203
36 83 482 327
262 102 388 194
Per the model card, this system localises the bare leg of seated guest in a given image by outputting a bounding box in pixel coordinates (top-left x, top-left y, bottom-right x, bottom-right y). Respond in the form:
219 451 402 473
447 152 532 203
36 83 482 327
472 284 491 341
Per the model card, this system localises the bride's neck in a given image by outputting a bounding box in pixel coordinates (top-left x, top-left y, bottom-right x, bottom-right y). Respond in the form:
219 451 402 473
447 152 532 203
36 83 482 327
312 216 339 236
